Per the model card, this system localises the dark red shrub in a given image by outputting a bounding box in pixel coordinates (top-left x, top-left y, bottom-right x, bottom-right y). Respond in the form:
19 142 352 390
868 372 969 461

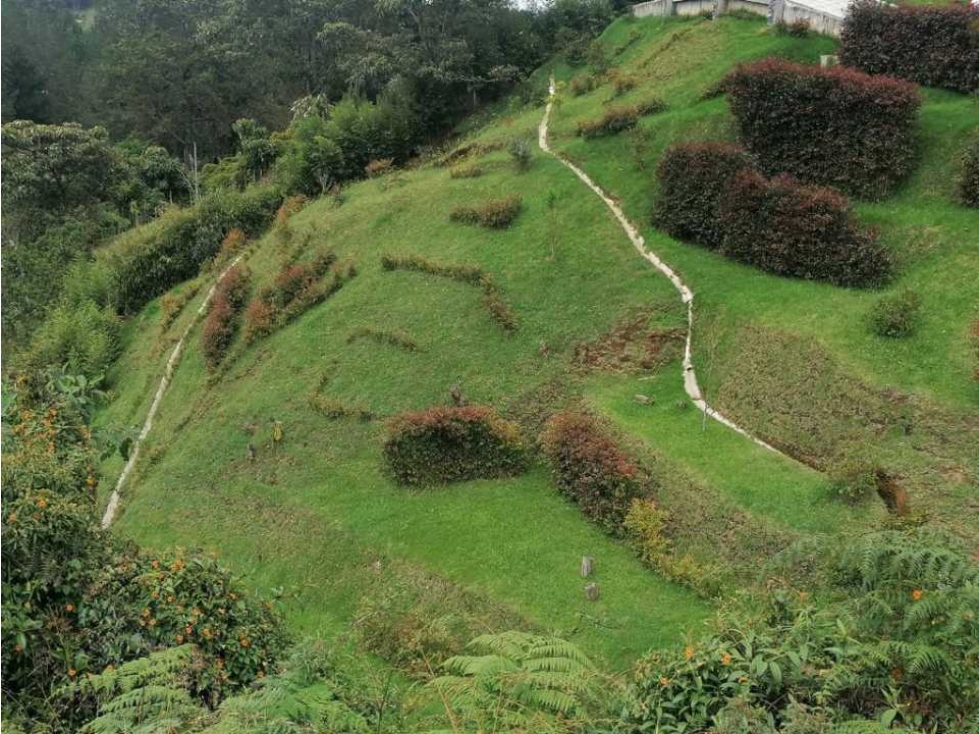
718 170 890 287
960 135 979 208
725 58 921 199
243 298 276 343
539 411 653 533
841 1 979 94
215 264 251 310
383 406 527 486
202 299 236 370
654 143 752 249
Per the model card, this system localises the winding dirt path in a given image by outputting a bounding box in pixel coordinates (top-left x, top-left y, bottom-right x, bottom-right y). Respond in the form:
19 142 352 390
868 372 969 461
101 255 244 528
538 79 782 455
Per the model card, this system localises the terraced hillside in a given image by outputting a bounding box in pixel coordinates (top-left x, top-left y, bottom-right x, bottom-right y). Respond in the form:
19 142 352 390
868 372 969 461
96 11 978 685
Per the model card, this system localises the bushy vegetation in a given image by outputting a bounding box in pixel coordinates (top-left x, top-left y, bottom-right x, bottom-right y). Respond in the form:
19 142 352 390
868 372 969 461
540 411 654 533
720 169 890 287
243 251 352 343
17 299 121 378
382 406 527 485
577 104 640 138
841 0 979 94
653 143 751 249
450 194 524 229
868 290 921 339
98 186 283 315
1 372 286 729
725 58 920 200
627 531 979 733
960 135 979 208
202 266 252 369
655 143 890 287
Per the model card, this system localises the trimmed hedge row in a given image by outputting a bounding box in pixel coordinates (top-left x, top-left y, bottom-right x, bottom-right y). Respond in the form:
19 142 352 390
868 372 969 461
655 143 890 287
961 136 979 209
539 411 653 533
383 406 527 485
725 58 920 200
576 98 667 139
840 0 979 94
97 185 283 315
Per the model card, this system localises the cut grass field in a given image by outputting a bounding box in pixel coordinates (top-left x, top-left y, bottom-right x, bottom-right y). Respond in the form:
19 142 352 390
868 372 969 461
96 12 977 678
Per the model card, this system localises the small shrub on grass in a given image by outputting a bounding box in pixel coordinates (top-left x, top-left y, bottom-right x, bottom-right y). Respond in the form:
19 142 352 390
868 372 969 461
654 143 752 249
540 411 653 533
449 164 483 179
450 194 523 229
383 406 527 485
719 170 890 287
725 58 920 199
243 299 276 342
507 139 532 172
570 73 598 96
959 136 979 208
219 227 247 260
365 158 394 178
576 105 638 139
840 0 979 94
635 97 667 117
827 454 879 504
869 289 921 338
606 69 637 98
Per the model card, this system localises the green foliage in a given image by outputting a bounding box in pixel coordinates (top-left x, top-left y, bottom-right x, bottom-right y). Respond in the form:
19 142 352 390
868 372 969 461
540 411 654 533
827 454 879 504
427 631 611 731
450 194 524 229
959 135 979 208
508 138 534 172
96 185 283 315
18 299 121 378
577 104 639 138
382 406 528 486
628 531 979 733
868 290 922 339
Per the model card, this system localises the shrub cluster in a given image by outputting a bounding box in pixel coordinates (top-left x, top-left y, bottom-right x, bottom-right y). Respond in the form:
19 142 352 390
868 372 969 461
655 143 890 287
365 158 394 178
450 194 523 229
570 73 599 96
18 299 121 378
96 185 282 315
202 265 251 369
243 251 354 343
380 254 518 332
382 406 527 485
868 289 921 338
719 169 890 287
539 411 653 533
840 0 979 94
577 104 639 138
960 135 979 208
725 58 921 200
507 139 533 172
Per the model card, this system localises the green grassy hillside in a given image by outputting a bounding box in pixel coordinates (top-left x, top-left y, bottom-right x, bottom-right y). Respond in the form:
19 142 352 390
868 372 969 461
96 11 978 679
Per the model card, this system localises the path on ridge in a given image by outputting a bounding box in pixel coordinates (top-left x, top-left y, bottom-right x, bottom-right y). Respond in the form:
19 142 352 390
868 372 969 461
538 78 788 457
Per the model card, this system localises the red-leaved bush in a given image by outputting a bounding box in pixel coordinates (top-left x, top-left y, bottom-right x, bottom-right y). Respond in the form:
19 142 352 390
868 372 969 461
840 0 979 94
653 143 752 249
655 143 890 287
539 411 653 533
383 406 527 485
202 265 251 369
719 170 890 287
725 58 921 200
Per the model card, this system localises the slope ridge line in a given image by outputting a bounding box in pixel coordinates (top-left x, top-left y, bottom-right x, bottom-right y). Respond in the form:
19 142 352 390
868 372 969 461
538 78 786 457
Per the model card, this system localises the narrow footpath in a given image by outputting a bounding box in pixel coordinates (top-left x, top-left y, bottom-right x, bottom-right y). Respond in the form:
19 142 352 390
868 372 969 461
538 78 784 456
